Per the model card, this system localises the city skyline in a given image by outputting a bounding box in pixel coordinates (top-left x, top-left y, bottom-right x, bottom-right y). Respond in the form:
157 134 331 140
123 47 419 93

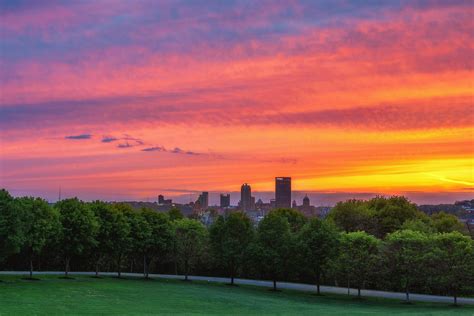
1 1 473 204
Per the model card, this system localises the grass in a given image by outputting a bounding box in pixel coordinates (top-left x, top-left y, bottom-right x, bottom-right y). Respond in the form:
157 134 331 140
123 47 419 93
0 275 473 315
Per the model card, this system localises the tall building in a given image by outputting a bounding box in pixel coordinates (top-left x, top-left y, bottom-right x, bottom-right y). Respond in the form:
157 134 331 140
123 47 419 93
241 183 252 211
158 194 172 205
275 177 291 209
220 194 230 208
303 195 310 207
197 192 209 209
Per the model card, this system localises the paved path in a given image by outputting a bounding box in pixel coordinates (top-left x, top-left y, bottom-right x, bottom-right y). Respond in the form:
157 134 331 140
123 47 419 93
1 271 473 305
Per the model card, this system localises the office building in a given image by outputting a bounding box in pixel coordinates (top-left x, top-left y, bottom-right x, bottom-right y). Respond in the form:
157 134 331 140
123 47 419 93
275 177 291 208
197 191 209 209
241 183 252 211
220 194 230 208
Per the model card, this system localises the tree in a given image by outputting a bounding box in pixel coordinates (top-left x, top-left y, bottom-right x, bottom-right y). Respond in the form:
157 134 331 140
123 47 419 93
209 212 254 285
271 208 307 232
168 208 184 221
431 212 466 234
383 230 430 302
140 209 173 278
297 218 340 294
109 203 132 278
89 201 114 277
327 199 373 233
18 197 59 279
0 189 25 267
56 198 98 277
255 211 292 290
432 232 474 305
401 218 435 234
337 231 380 298
370 196 425 237
174 218 208 281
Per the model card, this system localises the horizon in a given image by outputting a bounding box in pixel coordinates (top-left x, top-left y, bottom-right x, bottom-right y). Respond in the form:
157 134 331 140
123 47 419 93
1 1 473 203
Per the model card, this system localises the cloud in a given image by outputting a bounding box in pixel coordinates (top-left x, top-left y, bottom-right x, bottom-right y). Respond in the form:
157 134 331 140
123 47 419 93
171 147 200 155
117 142 132 148
65 134 91 140
142 146 166 152
141 146 200 155
101 136 118 143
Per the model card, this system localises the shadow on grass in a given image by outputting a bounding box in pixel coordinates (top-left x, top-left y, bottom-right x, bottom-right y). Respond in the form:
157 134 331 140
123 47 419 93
21 277 41 281
58 276 75 280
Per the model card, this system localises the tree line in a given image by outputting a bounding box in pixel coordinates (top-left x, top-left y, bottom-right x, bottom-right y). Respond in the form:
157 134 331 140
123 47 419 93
1 189 473 305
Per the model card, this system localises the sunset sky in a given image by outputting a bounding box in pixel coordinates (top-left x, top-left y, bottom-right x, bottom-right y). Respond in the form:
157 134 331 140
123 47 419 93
1 0 473 205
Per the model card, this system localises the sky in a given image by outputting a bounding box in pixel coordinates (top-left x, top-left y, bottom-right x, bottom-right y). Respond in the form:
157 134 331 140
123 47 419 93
0 0 473 205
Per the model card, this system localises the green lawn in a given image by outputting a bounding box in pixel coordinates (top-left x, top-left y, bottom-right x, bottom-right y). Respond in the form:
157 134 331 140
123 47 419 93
0 275 472 315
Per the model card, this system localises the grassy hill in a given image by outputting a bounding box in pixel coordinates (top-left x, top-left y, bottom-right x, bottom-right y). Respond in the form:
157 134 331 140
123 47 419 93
0 275 472 315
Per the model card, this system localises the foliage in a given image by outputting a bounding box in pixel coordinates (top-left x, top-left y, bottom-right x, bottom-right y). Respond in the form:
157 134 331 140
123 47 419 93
17 197 59 277
0 189 25 262
297 218 340 294
383 230 431 302
209 212 254 284
432 232 474 304
55 198 99 276
174 218 208 280
254 211 292 290
336 231 380 297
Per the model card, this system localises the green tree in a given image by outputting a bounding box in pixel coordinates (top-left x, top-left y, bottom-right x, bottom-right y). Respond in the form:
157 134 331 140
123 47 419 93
0 189 25 267
327 199 373 233
432 232 474 305
168 208 184 221
431 212 465 234
18 197 59 279
297 218 340 294
401 218 435 234
383 230 430 302
89 201 114 277
140 209 173 278
209 212 254 285
255 211 292 290
56 198 98 277
272 208 307 232
175 218 208 281
370 196 425 237
337 231 380 298
109 203 132 278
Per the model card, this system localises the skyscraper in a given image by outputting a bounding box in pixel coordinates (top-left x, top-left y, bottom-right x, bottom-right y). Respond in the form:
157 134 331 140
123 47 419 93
275 177 291 208
197 191 209 209
241 183 252 211
220 194 230 208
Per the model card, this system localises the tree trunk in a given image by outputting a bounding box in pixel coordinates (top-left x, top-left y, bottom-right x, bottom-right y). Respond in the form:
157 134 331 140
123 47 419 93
231 276 234 285
29 252 33 279
184 260 188 281
358 287 361 298
316 271 321 295
65 257 70 277
347 278 350 295
405 288 410 302
95 261 99 277
454 293 458 306
273 279 277 291
117 255 122 278
143 255 148 278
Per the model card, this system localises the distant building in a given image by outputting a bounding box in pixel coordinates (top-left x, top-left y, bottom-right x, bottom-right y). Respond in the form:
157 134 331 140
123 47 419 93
197 192 209 209
292 200 297 209
241 183 253 211
303 195 310 208
158 194 172 205
220 194 230 208
275 177 291 208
